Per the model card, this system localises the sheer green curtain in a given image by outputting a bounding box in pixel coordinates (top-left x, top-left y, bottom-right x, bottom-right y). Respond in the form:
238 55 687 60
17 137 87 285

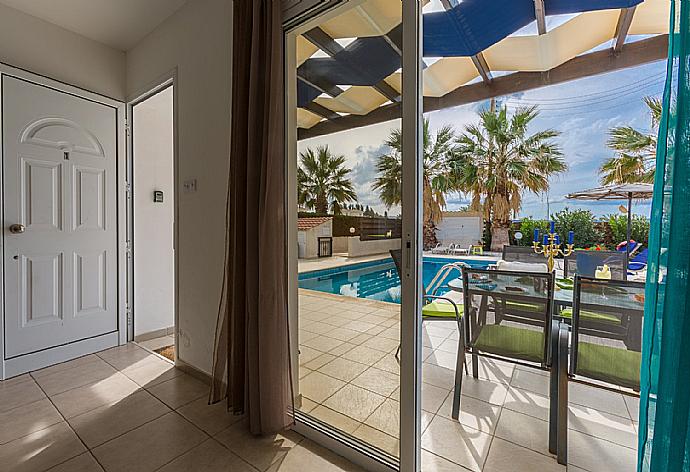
638 1 690 470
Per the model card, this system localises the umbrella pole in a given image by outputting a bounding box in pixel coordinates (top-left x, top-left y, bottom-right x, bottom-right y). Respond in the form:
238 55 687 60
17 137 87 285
627 192 633 255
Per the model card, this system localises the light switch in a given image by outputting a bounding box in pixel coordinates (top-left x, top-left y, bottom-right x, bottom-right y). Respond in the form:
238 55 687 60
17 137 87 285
183 179 197 193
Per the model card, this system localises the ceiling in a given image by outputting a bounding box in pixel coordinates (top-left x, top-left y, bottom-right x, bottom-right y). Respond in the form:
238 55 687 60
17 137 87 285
0 0 187 51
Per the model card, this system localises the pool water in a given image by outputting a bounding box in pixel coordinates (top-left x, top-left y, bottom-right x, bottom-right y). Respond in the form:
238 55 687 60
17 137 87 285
298 257 493 303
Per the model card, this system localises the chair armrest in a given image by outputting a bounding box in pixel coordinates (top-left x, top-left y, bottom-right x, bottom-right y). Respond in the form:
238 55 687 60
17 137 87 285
423 295 462 322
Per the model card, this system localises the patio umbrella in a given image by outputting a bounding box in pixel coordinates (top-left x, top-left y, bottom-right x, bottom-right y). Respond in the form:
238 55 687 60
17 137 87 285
565 183 654 254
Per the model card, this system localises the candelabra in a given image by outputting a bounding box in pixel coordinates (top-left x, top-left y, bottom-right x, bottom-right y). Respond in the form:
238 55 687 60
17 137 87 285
531 222 575 273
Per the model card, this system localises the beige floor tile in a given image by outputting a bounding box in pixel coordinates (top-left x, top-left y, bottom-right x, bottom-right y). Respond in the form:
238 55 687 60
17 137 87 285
301 321 336 335
304 353 337 370
214 421 301 471
568 429 637 472
568 383 629 418
47 452 104 471
32 355 102 380
342 320 379 334
300 372 345 404
351 367 399 397
422 363 456 390
423 335 450 350
147 374 208 409
138 337 174 352
177 397 244 436
341 345 387 365
624 394 640 420
474 357 515 384
0 421 86 472
97 344 154 371
302 335 344 353
483 437 565 472
120 356 183 387
326 328 361 343
0 375 47 413
424 325 455 339
566 466 590 472
372 354 400 375
310 405 361 434
68 390 171 448
437 395 501 435
51 372 141 418
510 368 550 396
323 384 386 422
328 342 357 357
298 346 324 366
33 357 118 396
318 357 369 382
361 336 399 353
267 439 365 472
459 377 509 406
421 449 473 472
421 416 492 472
299 365 312 380
422 382 451 414
158 439 255 472
494 409 551 455
568 404 637 449
364 398 399 437
298 397 318 413
299 329 320 343
0 398 63 444
92 412 206 472
352 424 399 457
437 337 461 355
503 386 550 421
426 350 463 371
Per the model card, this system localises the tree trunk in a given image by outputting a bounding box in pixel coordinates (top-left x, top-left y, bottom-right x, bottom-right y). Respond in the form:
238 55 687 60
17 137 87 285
490 219 511 252
315 194 328 214
423 219 438 250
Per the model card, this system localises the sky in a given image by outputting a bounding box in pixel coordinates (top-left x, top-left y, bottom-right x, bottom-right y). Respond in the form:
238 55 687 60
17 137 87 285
297 10 666 221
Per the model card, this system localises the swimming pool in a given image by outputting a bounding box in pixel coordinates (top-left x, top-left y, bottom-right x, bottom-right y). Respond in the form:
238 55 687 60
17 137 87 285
298 256 494 303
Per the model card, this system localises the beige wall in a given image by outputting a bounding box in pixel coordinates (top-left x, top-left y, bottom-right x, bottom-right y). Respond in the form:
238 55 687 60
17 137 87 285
126 0 233 374
0 3 126 99
348 238 401 258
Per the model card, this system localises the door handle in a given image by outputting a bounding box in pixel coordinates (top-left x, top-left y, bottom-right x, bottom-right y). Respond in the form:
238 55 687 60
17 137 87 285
9 224 25 234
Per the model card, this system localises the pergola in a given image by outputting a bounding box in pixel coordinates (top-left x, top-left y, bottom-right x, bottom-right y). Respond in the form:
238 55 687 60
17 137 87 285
296 0 669 140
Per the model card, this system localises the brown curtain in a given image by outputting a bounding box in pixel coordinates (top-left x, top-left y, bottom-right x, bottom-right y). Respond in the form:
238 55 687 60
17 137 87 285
210 0 294 435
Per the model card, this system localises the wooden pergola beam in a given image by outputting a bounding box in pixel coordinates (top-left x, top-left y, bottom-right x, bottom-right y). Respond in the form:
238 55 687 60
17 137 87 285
304 102 341 121
613 7 637 53
534 0 547 35
471 52 493 84
298 34 668 140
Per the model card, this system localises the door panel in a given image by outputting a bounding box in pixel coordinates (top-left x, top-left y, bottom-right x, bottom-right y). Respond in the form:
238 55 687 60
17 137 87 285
3 76 118 358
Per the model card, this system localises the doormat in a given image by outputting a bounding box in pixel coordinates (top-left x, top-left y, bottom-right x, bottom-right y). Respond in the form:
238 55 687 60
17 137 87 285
154 345 175 362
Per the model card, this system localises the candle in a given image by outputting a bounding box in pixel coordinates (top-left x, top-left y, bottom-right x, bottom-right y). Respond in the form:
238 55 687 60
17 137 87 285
550 221 555 233
568 231 574 245
533 229 539 242
555 234 561 245
543 234 549 246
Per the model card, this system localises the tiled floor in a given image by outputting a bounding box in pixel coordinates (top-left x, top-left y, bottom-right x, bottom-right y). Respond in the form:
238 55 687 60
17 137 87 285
0 343 365 472
137 335 175 352
298 289 639 472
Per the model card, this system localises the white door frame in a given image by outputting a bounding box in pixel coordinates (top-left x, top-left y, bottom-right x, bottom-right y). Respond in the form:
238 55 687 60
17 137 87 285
284 1 423 470
125 71 179 362
0 63 127 380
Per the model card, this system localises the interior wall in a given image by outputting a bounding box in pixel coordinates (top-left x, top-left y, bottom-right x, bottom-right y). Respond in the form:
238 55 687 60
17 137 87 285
0 3 126 99
133 87 175 338
126 0 233 374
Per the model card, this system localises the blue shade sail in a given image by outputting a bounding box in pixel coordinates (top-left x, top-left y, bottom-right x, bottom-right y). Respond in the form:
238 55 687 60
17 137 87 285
297 0 645 109
638 1 690 470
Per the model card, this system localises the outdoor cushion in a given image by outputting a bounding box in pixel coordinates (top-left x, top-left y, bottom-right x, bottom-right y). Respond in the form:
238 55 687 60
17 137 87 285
423 300 462 319
496 260 548 273
474 324 544 363
560 307 621 325
505 300 545 313
577 342 641 389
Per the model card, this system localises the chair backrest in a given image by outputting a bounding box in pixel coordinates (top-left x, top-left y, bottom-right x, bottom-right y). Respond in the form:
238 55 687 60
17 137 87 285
502 245 547 264
563 255 579 278
570 276 645 390
496 260 549 273
462 267 555 367
575 250 628 280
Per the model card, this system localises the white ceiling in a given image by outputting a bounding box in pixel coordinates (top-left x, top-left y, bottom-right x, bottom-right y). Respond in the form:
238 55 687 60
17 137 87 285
0 0 188 51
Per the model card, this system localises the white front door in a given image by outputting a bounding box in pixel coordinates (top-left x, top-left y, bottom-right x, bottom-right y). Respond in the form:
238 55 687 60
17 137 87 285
3 76 118 360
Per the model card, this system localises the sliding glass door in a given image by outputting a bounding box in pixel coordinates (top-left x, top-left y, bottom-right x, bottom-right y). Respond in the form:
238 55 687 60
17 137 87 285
285 0 422 469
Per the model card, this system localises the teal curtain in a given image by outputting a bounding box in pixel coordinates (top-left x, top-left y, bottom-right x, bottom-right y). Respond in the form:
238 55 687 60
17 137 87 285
638 1 690 470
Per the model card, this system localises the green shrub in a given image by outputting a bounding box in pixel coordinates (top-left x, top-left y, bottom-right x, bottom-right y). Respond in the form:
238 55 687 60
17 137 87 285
517 218 549 246
552 208 602 248
607 214 651 245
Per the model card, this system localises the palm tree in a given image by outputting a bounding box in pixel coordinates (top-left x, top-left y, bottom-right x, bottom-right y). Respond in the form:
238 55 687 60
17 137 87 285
373 119 457 247
452 105 567 252
298 145 357 214
599 96 662 185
